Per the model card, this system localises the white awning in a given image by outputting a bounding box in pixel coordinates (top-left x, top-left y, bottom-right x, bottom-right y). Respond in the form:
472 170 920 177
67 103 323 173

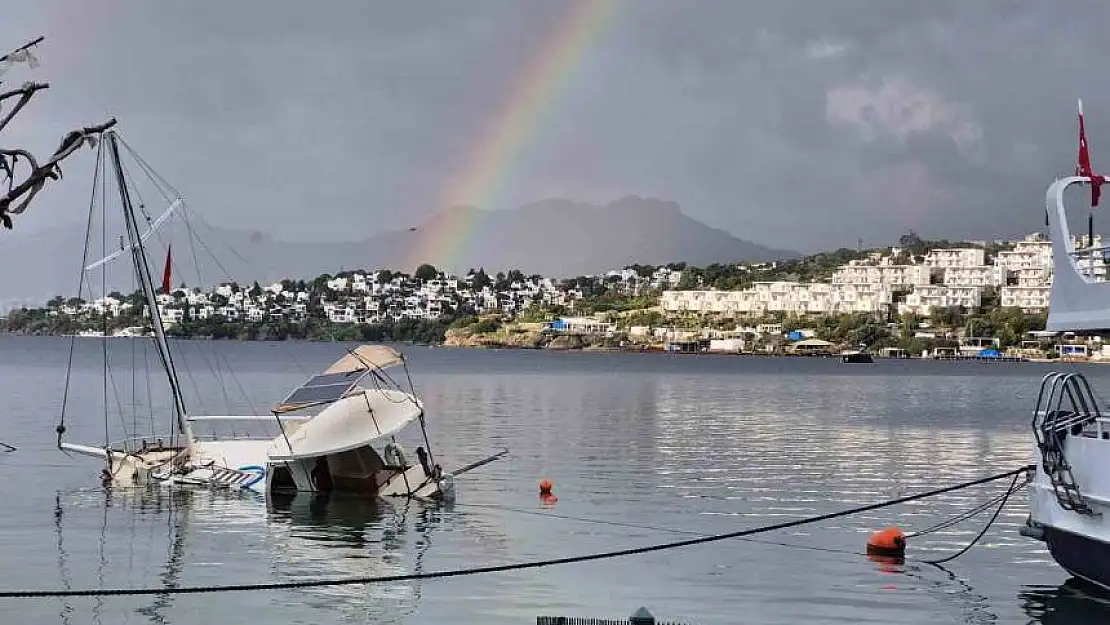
325 344 404 374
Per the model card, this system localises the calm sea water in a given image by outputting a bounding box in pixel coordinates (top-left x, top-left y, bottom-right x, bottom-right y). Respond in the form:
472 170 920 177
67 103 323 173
1 336 1110 624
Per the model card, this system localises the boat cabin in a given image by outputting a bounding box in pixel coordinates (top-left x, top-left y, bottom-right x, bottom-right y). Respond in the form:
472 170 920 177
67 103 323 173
262 345 443 498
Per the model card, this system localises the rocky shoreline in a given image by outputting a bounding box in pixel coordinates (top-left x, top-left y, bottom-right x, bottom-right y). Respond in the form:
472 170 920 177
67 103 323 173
441 325 621 351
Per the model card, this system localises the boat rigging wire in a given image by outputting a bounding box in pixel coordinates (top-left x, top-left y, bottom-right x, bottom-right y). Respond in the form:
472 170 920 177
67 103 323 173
57 139 104 450
0 465 1032 598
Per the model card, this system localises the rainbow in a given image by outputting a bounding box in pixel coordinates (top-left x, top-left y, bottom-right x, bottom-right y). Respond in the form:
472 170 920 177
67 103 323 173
404 0 621 272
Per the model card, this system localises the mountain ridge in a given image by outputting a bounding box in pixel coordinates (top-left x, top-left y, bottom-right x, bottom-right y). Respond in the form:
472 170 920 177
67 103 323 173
0 196 794 306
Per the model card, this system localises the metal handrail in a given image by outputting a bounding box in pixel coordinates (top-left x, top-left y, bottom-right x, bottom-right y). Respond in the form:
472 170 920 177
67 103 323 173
1032 370 1101 516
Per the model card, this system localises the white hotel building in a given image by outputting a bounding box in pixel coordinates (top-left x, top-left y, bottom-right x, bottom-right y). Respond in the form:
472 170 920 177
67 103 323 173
832 262 929 287
898 285 983 317
661 233 1107 318
924 248 986 269
660 282 892 316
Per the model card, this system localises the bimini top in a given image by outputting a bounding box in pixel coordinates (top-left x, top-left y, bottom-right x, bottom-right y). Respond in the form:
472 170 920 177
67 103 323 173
325 344 404 374
274 345 406 414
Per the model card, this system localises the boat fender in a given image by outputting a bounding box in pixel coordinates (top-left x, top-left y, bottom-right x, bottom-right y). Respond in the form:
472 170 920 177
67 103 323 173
384 442 407 467
237 465 266 490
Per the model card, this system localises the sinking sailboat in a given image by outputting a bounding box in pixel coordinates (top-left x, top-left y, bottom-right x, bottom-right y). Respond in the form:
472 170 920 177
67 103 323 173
54 128 470 501
164 344 454 499
1022 100 1110 587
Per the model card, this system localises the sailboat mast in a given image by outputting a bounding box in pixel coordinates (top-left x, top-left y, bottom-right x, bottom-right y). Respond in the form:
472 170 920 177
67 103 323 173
106 132 195 449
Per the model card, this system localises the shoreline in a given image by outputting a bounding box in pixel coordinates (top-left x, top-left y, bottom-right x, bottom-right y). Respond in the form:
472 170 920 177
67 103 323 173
6 331 1095 364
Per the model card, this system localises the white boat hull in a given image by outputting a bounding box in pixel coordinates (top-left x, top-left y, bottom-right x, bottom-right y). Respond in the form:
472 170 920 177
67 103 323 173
66 437 452 501
1026 412 1110 587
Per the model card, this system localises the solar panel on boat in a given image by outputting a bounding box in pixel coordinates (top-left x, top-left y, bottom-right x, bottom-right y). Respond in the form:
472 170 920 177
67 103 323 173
300 371 363 388
281 382 356 407
275 368 372 412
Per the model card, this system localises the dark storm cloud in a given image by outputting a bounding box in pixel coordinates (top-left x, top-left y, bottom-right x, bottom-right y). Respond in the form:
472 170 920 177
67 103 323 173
1 1 1106 252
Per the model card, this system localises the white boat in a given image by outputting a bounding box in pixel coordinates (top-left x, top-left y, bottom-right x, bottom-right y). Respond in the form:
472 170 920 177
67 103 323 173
54 129 459 502
1022 100 1110 587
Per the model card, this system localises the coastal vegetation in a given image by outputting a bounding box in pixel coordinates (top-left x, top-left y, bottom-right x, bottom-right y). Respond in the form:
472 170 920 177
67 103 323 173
0 234 1056 354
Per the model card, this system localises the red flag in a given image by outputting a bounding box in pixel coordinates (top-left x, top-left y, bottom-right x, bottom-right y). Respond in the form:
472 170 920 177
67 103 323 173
161 245 172 294
1077 99 1105 207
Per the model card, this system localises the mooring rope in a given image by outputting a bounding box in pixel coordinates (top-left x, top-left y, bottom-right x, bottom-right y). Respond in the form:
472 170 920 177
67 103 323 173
919 471 1023 566
0 465 1032 598
907 474 1026 539
458 468 1029 563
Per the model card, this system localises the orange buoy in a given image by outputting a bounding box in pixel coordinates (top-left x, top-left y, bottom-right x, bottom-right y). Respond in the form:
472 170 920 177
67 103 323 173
539 479 554 495
866 527 906 558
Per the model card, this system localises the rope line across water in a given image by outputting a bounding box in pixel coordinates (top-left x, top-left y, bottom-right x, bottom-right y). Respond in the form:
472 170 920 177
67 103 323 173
919 471 1023 565
0 465 1032 599
459 473 1029 561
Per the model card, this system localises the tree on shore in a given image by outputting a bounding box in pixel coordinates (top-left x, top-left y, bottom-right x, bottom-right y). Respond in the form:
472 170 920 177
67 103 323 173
414 264 439 281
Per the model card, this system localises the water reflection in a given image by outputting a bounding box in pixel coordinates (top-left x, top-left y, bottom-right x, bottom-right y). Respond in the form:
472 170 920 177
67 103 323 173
1020 578 1110 624
919 563 996 625
263 492 441 622
53 493 75 625
48 486 446 625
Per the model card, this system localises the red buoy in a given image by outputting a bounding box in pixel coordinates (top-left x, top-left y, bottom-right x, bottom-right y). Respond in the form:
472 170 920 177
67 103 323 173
866 527 906 558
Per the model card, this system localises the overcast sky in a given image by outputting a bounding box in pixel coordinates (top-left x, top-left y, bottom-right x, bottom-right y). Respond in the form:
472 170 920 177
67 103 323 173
1 1 1107 252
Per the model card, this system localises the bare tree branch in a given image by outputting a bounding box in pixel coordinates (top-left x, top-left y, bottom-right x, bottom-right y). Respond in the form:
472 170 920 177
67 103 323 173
0 36 44 64
0 81 47 102
0 118 117 228
0 36 44 90
0 148 40 189
0 36 116 231
0 82 48 135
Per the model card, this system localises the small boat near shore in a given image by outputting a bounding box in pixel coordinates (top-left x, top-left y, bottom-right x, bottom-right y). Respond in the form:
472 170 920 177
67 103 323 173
840 344 874 364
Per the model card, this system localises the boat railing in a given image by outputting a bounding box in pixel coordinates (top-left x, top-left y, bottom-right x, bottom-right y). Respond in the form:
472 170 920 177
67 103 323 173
1089 416 1110 440
185 415 311 423
1032 371 1102 516
1033 372 1102 431
106 435 188 454
1032 410 1110 435
185 415 312 443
